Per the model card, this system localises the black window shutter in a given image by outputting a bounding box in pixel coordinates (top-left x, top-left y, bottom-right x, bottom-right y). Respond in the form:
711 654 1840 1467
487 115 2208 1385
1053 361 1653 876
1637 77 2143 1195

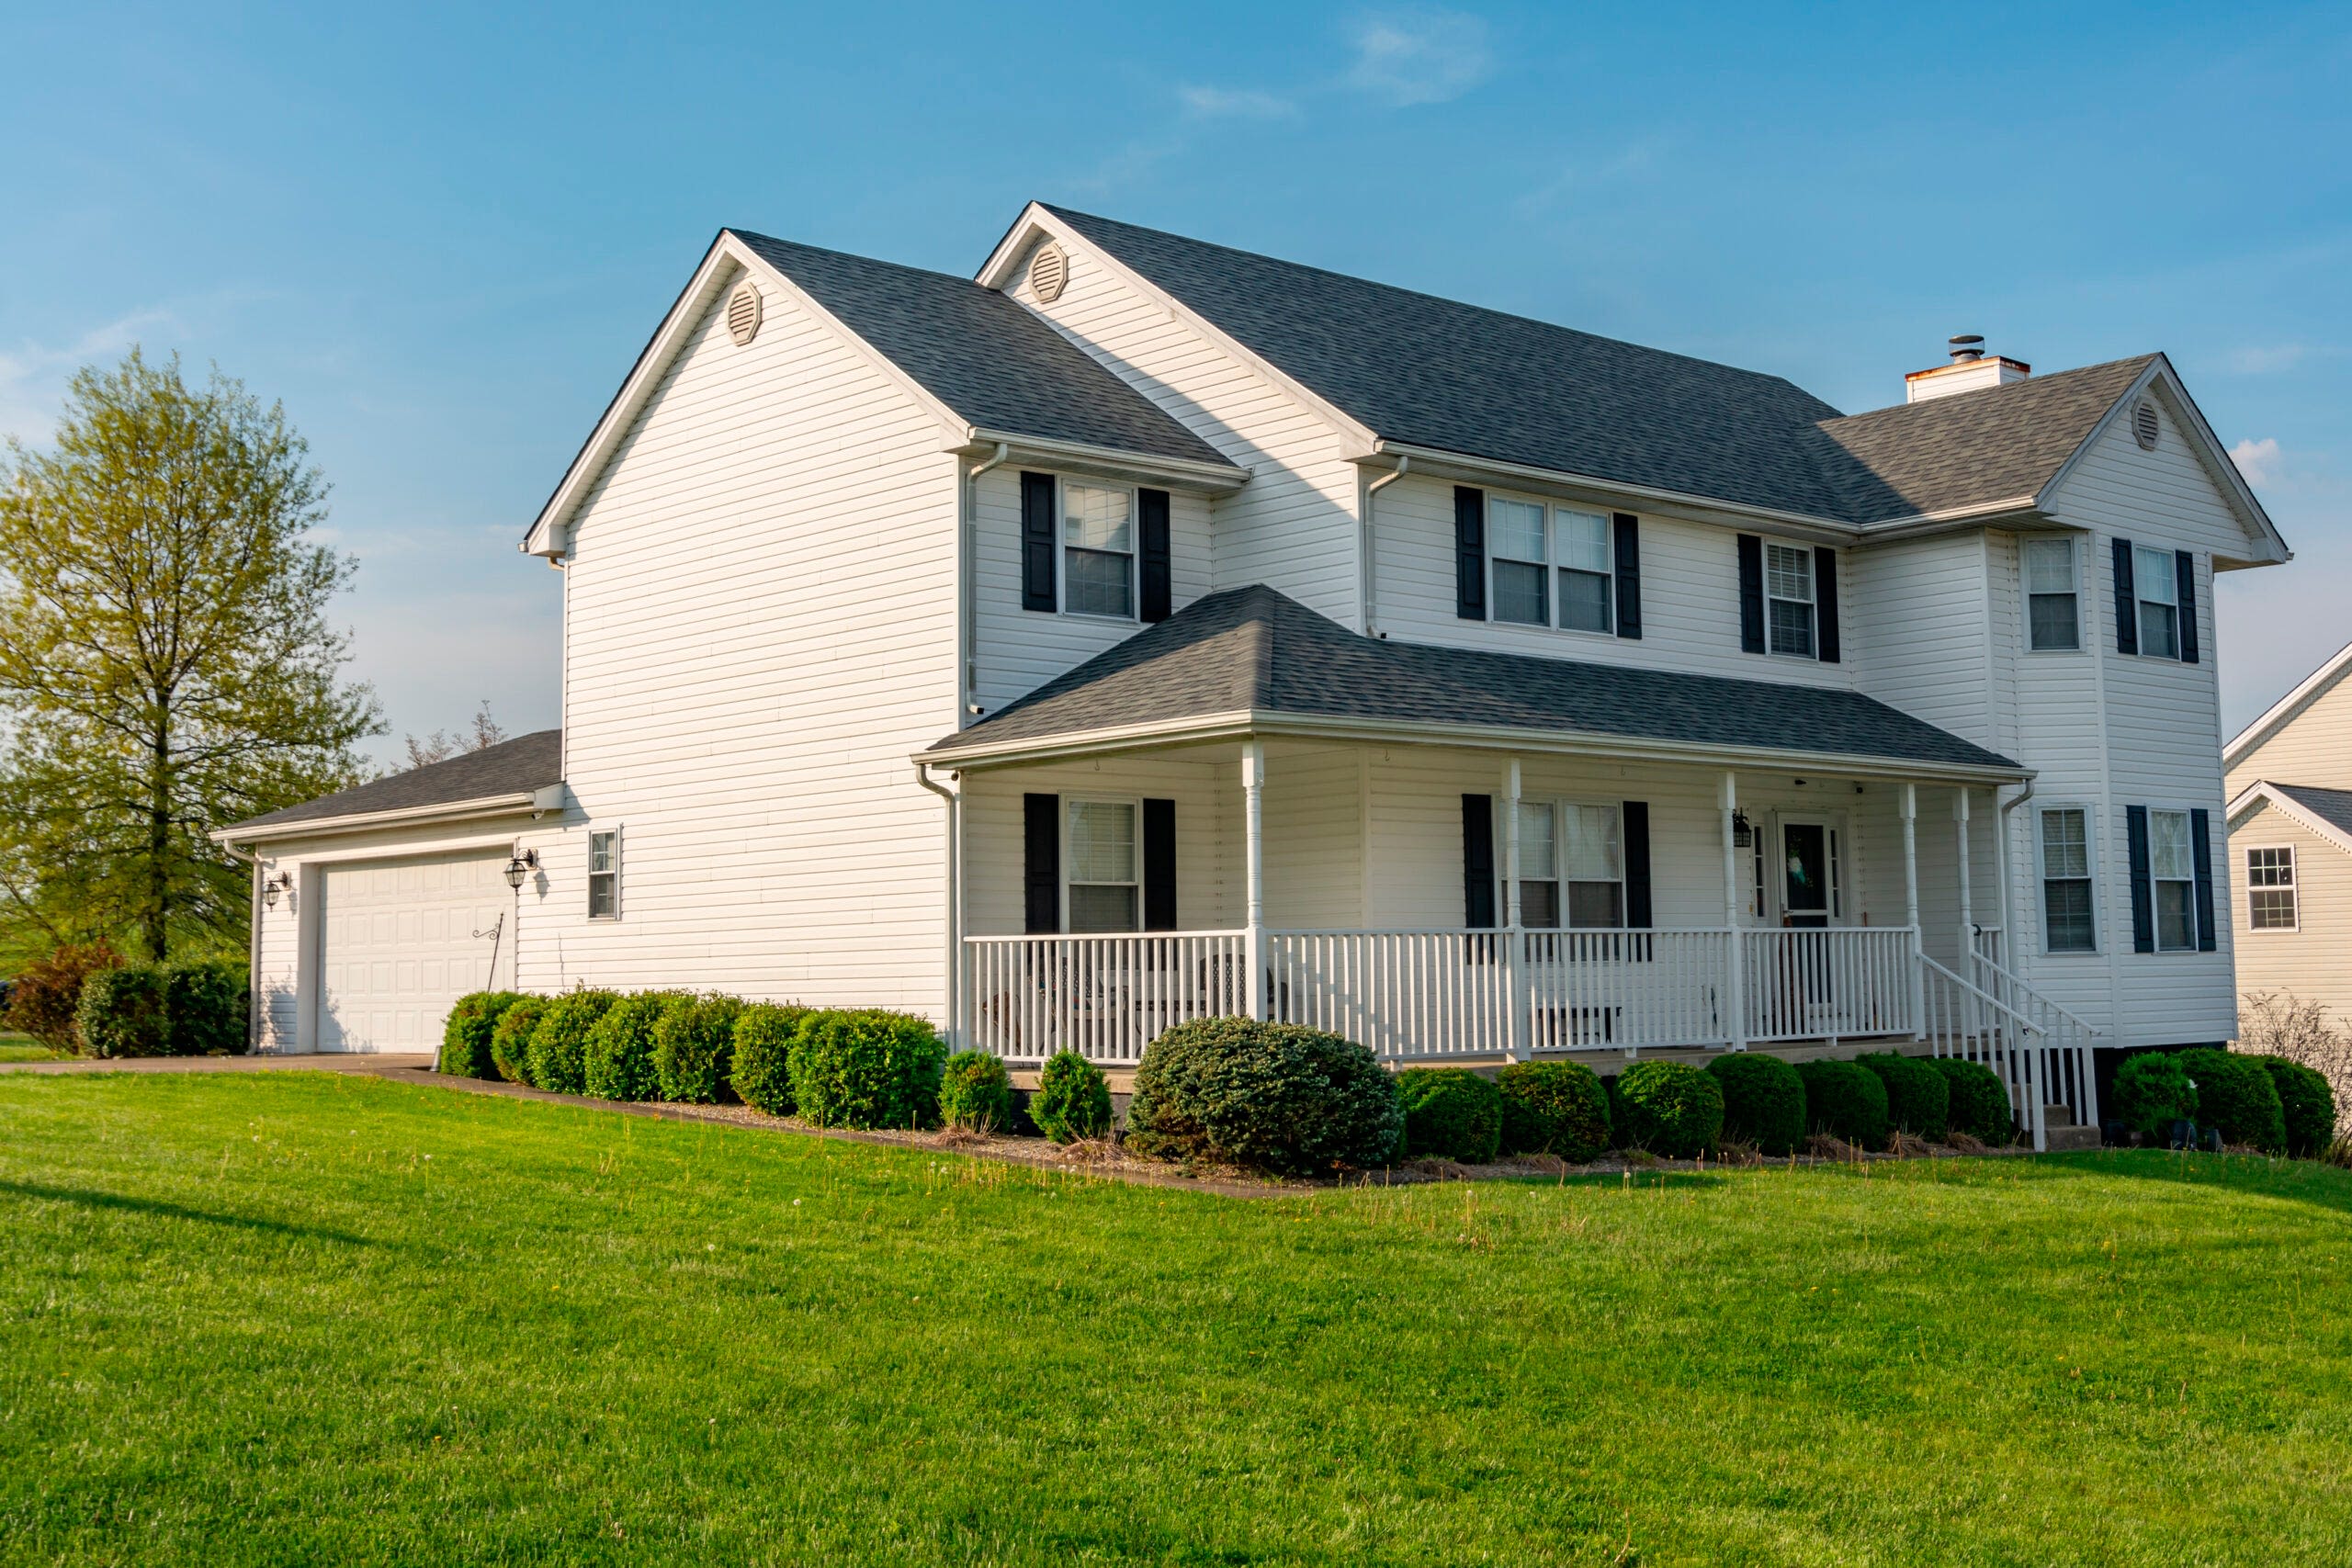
2125 805 2153 953
1813 547 1841 663
1021 472 1057 613
1138 489 1172 624
1612 513 1642 639
2190 807 2216 951
1462 794 1496 928
1454 487 1487 621
1737 536 1766 654
2175 549 2199 664
1622 800 1653 929
1023 793 1060 934
1142 797 1177 931
2112 537 2138 655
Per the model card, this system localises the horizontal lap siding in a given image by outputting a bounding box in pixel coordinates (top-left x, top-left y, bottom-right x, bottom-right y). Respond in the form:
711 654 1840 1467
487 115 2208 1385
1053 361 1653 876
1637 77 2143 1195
520 265 956 1013
2229 806 2352 1023
2226 677 2352 799
962 753 1235 935
1849 534 1992 744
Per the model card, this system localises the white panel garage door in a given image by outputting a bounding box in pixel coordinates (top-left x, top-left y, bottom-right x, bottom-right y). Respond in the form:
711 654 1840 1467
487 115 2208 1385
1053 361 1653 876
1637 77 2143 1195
317 851 511 1052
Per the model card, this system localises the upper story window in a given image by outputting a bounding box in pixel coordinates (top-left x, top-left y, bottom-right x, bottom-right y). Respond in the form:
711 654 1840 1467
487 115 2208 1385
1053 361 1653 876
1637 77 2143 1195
1021 472 1171 626
1765 544 1816 658
2148 807 2196 951
2133 545 2180 660
1513 800 1623 929
587 829 619 919
1066 799 1138 932
1487 497 1615 635
1062 483 1134 619
2247 846 2298 931
2024 537 2080 651
2038 807 2095 953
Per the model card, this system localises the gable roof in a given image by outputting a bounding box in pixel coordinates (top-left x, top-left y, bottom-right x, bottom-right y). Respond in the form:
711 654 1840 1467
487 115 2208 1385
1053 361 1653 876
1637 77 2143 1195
2226 637 2352 770
2230 779 2352 861
923 586 2021 778
219 730 562 839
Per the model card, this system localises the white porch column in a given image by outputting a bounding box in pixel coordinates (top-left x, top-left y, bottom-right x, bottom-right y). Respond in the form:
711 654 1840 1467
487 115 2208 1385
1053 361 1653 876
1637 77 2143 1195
1954 788 1973 974
1902 784 1924 1040
1243 739 1266 1021
1721 771 1747 1051
1502 757 1525 1061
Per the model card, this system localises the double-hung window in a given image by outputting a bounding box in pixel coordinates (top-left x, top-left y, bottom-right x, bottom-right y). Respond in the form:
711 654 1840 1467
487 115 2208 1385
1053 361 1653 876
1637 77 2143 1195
1555 509 1614 633
2133 545 2180 660
2038 807 2094 953
2024 537 2081 651
2148 808 2196 950
1489 499 1550 626
1513 801 1623 929
1487 498 1614 634
587 830 619 919
1066 800 1138 932
1765 544 1816 658
1062 483 1135 619
2247 847 2298 931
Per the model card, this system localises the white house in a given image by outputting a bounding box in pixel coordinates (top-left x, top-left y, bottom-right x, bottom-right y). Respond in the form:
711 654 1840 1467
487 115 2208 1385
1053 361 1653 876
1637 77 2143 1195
220 205 2289 1147
2222 640 2352 1024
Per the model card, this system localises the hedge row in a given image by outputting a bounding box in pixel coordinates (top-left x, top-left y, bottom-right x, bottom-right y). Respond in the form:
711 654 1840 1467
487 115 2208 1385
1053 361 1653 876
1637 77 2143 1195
2110 1047 2334 1156
74 959 249 1059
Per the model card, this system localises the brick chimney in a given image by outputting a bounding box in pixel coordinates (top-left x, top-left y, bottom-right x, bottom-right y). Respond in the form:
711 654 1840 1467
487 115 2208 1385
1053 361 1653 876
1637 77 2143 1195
1905 334 2031 403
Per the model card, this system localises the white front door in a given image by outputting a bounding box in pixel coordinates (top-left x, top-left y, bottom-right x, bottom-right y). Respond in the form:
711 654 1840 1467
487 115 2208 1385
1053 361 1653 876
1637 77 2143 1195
315 851 511 1052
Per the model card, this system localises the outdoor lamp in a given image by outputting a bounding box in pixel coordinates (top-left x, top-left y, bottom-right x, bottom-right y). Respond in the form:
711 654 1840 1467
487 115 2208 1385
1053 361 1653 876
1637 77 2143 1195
262 872 288 908
1730 809 1753 847
503 849 539 890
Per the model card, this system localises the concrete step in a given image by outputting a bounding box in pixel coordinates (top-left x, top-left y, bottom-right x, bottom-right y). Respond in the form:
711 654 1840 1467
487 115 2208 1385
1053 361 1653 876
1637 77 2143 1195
2041 1106 2101 1151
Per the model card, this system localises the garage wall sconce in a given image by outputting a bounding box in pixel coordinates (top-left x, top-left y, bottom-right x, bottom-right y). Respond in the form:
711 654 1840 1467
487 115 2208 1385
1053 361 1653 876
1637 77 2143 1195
503 849 541 891
261 871 294 909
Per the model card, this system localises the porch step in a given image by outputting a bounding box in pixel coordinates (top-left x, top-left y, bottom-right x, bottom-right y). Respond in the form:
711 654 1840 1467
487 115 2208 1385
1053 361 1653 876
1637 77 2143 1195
2041 1103 2101 1152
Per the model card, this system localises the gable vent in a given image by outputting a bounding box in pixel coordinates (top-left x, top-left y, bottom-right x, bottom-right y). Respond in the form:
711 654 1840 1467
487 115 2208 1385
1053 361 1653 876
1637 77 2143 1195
1029 243 1069 304
2132 399 2160 450
725 282 763 346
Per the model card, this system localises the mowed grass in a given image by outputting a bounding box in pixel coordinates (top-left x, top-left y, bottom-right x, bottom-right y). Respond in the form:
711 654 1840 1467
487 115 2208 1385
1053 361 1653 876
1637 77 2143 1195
3 1077 2350 1567
0 1032 64 1063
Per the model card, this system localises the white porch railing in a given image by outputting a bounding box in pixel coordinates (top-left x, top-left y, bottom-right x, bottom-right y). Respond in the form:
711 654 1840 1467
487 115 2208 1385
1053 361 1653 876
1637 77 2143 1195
1919 953 2080 1152
1967 945 2101 1137
1741 929 1917 1045
964 931 1250 1065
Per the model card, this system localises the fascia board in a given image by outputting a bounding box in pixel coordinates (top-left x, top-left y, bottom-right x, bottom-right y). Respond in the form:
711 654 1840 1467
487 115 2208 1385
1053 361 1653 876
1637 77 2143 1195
212 794 539 846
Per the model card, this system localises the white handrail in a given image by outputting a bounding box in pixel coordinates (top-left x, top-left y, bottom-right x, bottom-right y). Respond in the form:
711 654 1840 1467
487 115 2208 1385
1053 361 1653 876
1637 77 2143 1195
1918 953 2049 1150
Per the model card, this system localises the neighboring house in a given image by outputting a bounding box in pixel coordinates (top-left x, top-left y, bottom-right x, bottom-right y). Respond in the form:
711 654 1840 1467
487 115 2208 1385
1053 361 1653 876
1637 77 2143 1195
2222 640 2352 1024
218 205 2288 1146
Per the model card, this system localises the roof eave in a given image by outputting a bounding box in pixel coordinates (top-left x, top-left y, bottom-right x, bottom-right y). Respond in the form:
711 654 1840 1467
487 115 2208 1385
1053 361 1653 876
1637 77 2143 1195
2227 781 2352 861
957 431 1249 492
212 791 546 847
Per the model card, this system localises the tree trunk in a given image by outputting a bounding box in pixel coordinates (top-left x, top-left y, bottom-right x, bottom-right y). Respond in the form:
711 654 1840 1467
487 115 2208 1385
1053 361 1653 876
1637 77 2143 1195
146 729 171 963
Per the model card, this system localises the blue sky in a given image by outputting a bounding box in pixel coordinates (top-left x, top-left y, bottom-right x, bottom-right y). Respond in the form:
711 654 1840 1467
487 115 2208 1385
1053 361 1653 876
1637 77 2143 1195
5 2 2346 756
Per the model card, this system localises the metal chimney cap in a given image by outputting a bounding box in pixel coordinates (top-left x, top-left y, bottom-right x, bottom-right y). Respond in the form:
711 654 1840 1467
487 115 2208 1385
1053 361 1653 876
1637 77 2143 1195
1948 333 1986 362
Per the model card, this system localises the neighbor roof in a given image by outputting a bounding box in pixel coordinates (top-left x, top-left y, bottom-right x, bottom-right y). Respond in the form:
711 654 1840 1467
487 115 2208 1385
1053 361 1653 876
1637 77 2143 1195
2267 783 2352 840
924 587 2020 775
731 231 1231 470
220 729 562 837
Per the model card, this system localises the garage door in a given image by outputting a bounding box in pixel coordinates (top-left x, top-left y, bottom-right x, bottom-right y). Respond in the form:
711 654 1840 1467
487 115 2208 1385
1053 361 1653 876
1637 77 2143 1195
317 851 511 1052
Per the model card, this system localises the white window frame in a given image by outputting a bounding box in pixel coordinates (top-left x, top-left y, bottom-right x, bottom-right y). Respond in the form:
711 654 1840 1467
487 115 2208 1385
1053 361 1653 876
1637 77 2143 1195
1062 795 1142 934
587 827 621 920
2021 536 2083 654
1511 797 1626 930
2133 545 2182 661
2034 804 2098 954
2146 807 2198 952
1057 478 1138 624
2245 844 2299 933
1764 543 1817 660
1485 494 1616 639
1772 812 1846 923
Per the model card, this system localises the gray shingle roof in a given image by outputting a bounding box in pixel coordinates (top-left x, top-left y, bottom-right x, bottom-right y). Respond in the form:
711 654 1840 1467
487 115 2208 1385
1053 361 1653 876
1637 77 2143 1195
222 729 562 835
2267 783 2352 840
731 231 1232 470
927 587 2020 773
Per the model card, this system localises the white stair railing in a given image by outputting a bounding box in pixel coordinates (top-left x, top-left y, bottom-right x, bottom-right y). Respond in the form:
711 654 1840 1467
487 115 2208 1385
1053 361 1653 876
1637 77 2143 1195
1966 948 2101 1135
1917 953 2052 1150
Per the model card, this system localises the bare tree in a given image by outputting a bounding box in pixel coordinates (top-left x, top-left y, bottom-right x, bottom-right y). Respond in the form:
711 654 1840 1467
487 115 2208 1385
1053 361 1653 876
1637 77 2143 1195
2238 990 2352 1120
402 701 508 770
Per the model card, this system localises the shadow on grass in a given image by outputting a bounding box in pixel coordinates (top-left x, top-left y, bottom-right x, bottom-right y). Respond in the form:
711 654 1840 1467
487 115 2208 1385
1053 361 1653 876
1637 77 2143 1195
2007 1145 2352 1214
0 1179 377 1247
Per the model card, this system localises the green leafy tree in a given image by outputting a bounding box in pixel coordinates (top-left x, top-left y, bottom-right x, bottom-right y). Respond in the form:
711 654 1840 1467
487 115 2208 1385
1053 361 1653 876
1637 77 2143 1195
0 350 379 961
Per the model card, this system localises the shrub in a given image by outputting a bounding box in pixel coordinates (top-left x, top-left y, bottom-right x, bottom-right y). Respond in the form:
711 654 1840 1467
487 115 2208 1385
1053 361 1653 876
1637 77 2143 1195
1611 1060 1724 1158
491 996 549 1084
2239 991 2352 1126
1931 1057 2015 1146
1705 1054 1806 1156
789 1010 948 1130
2249 1054 2337 1158
2176 1047 2287 1154
6 943 123 1054
1396 1067 1503 1163
584 991 688 1101
729 1003 809 1115
1859 1052 1950 1141
938 1050 1014 1132
526 990 617 1094
1032 1050 1114 1143
1496 1060 1611 1162
164 960 249 1056
1124 1016 1403 1176
1794 1059 1889 1152
76 964 169 1059
653 994 745 1104
2111 1052 2198 1142
438 991 525 1078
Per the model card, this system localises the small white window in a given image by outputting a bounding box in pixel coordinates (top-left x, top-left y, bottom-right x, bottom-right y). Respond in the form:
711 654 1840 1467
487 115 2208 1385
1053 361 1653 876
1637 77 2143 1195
2148 808 2196 951
2134 546 2180 660
1066 800 1138 933
2038 807 2095 953
1512 800 1623 929
587 830 619 919
1765 544 1816 659
2247 846 2298 931
1514 801 1558 928
2024 537 2080 652
1555 509 1614 634
1062 483 1135 619
1489 499 1549 626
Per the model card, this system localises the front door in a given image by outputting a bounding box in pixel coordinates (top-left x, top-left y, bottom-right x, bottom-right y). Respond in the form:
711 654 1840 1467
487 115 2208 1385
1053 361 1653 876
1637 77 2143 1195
1780 820 1836 929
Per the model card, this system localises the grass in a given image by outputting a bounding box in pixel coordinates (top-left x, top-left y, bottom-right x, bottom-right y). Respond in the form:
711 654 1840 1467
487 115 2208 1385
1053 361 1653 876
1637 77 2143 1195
0 1031 66 1063
2 1076 2349 1566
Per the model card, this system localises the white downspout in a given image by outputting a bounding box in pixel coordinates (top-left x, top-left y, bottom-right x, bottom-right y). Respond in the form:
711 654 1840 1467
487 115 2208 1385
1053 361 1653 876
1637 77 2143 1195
915 761 963 1043
960 442 1011 719
1995 779 2033 970
1361 456 1408 637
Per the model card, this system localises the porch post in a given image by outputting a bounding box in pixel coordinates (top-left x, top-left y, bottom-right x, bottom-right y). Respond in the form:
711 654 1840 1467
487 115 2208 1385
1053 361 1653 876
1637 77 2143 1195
1902 784 1924 1041
1721 772 1747 1051
1243 739 1266 1021
1954 788 1973 975
1502 757 1525 1061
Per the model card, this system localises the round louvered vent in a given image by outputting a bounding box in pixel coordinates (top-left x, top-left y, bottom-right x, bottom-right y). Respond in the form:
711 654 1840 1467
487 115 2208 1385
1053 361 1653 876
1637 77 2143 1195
2132 399 2159 450
1029 242 1069 304
726 282 763 346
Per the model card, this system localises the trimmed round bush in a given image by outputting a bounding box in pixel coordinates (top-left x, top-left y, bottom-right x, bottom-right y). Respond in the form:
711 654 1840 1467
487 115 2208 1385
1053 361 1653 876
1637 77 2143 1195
584 991 689 1101
789 1010 948 1130
164 960 249 1056
1124 1016 1403 1176
1931 1057 2016 1146
653 993 745 1104
729 1003 809 1115
1705 1053 1806 1156
1859 1052 1950 1141
1794 1059 1890 1151
526 990 617 1094
490 996 549 1084
2176 1047 2287 1153
2251 1055 2337 1158
1497 1060 1611 1162
1396 1067 1503 1163
1612 1060 1724 1158
2112 1051 2198 1142
77 964 169 1059
1032 1050 1114 1143
438 991 525 1078
938 1050 1014 1132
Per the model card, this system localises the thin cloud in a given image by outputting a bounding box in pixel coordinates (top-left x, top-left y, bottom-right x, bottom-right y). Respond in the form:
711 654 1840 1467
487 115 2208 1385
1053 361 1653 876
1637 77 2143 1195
1180 85 1297 119
1345 6 1493 107
2230 436 2283 486
1515 141 1668 217
0 310 179 444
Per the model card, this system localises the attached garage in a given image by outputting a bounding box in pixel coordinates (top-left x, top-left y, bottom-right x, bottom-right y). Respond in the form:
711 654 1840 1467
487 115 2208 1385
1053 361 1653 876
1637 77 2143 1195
317 850 513 1052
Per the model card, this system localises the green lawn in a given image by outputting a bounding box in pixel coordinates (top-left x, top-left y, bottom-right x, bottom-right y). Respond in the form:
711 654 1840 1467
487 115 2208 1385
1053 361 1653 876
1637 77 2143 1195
0 1032 64 1063
3 1076 2349 1566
